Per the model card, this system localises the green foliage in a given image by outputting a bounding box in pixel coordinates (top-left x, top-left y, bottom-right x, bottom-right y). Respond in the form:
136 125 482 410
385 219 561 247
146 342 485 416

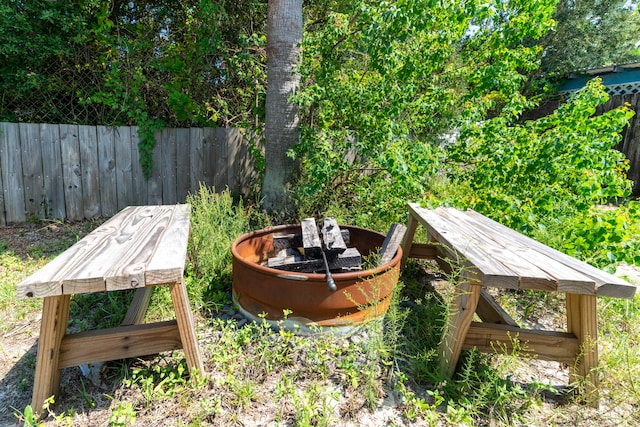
395 372 443 423
293 2 637 273
291 382 338 427
1 1 267 176
305 4 637 268
561 202 640 269
448 78 634 232
123 356 195 408
108 401 137 427
0 1 253 177
540 0 640 74
12 404 42 427
597 294 640 405
0 1 94 107
293 0 556 228
398 262 564 425
67 291 134 330
91 0 267 124
0 253 44 333
186 185 268 309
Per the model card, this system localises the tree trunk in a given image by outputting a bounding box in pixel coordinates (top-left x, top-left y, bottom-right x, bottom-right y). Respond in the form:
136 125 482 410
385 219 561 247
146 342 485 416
262 0 302 215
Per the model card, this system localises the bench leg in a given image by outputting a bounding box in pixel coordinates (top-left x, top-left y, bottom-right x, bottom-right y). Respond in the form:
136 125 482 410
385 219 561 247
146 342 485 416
475 289 518 327
32 294 71 413
566 293 599 408
439 277 482 377
170 279 205 377
400 210 419 269
121 287 153 326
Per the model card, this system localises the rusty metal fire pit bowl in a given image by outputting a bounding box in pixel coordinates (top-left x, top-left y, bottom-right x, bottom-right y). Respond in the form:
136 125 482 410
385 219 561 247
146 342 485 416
231 224 401 334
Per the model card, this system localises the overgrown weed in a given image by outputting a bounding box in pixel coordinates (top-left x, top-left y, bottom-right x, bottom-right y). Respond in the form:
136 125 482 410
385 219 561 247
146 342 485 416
0 252 43 331
185 184 269 313
3 184 640 426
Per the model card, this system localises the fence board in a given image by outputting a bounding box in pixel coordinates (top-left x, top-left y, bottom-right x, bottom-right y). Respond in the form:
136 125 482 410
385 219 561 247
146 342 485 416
98 126 118 216
189 127 204 192
619 94 640 195
1 123 26 223
79 125 100 218
130 126 148 206
20 123 44 218
0 124 8 225
161 128 177 204
228 129 257 195
59 124 83 221
214 128 228 192
202 128 217 189
227 129 240 194
0 139 4 224
40 123 66 219
0 156 4 225
176 128 190 201
240 130 259 197
115 126 134 210
0 123 257 223
596 93 640 196
147 130 163 204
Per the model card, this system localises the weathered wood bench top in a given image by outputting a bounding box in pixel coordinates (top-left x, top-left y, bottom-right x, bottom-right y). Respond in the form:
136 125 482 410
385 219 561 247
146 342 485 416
17 205 190 299
407 203 637 299
402 202 638 407
22 204 203 414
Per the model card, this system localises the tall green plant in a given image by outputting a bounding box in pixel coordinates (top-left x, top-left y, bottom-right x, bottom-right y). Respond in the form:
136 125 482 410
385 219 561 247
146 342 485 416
448 78 634 233
1 1 267 177
540 0 640 74
0 0 97 122
561 202 640 269
293 0 556 225
186 185 267 306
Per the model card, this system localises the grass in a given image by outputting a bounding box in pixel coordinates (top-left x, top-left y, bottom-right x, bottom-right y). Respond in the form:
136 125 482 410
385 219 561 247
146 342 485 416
0 252 46 333
2 187 640 426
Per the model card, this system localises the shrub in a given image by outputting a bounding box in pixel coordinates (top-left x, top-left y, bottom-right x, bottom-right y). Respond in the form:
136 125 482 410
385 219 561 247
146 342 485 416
448 79 634 234
186 185 267 309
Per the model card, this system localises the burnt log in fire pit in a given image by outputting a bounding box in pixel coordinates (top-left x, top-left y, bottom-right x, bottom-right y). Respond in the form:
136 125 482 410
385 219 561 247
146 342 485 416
231 222 404 332
267 218 361 275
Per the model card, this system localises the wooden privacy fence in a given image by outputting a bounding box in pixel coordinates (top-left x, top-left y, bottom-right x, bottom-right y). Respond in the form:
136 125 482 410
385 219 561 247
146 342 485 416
0 123 258 224
596 93 640 196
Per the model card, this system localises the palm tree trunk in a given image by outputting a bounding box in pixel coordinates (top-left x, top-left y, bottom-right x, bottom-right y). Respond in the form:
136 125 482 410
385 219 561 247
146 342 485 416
262 0 302 215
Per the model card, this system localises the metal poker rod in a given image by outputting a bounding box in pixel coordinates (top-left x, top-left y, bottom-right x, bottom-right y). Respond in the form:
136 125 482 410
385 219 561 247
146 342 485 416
321 250 337 292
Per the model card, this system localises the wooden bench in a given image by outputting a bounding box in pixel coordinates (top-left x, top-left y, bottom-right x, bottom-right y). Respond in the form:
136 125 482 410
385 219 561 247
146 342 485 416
17 205 204 412
401 203 637 407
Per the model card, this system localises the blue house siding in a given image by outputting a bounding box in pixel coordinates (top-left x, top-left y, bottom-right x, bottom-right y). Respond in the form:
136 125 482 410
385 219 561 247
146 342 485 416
559 63 640 96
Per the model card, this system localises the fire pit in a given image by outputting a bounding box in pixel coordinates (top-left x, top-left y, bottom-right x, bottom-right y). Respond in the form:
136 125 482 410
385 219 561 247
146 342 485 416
231 223 402 333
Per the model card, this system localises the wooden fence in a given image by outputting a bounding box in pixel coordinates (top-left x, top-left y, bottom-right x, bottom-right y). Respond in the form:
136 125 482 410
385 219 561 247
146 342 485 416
596 93 640 197
0 123 258 224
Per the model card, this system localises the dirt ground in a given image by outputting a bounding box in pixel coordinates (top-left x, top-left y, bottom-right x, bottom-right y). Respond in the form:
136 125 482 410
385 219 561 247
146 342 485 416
0 220 100 426
0 220 413 426
1 220 638 426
